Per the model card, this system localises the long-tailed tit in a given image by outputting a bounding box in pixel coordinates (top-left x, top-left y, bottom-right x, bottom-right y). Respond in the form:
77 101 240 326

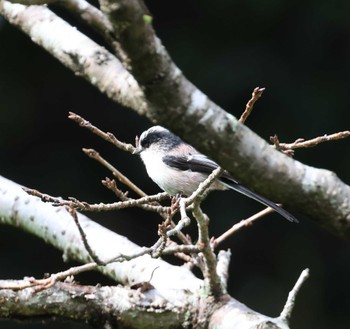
134 126 297 223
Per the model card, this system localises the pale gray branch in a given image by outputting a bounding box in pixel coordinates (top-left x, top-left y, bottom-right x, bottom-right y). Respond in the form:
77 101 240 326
0 175 301 328
1 0 349 237
280 268 310 323
0 281 185 328
0 175 202 303
0 1 148 114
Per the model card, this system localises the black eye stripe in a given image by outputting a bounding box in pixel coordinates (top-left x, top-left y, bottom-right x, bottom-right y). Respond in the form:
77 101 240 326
140 130 182 150
140 132 162 148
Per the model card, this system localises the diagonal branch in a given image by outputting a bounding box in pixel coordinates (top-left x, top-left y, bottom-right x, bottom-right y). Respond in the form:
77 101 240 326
1 0 350 238
0 174 304 329
0 175 203 302
0 1 148 114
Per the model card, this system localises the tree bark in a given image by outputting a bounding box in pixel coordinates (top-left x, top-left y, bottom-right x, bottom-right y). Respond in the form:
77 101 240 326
1 1 349 238
0 175 299 328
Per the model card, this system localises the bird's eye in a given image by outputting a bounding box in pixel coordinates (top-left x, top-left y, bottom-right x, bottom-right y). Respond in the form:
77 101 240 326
140 132 162 149
140 136 151 149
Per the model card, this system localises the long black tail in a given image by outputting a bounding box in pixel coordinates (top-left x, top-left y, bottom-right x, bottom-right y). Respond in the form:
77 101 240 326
221 177 298 223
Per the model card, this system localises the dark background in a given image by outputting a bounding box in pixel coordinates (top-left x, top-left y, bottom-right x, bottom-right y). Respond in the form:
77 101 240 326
1 0 350 328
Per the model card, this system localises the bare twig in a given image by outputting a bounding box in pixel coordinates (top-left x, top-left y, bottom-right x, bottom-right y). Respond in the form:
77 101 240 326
177 198 191 228
23 186 196 265
165 214 191 238
78 124 193 245
102 178 130 201
271 131 350 156
23 187 168 213
239 87 265 124
72 114 192 243
82 148 147 197
0 243 187 291
68 112 135 153
184 166 224 206
216 249 231 293
280 268 310 323
66 206 105 265
102 177 169 213
152 198 192 258
214 207 275 247
162 244 200 256
0 263 97 292
192 202 223 298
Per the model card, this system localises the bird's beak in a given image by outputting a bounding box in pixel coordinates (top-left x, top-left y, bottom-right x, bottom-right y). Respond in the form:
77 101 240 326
133 145 142 155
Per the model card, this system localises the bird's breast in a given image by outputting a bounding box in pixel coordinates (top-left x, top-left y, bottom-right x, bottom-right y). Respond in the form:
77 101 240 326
140 151 216 195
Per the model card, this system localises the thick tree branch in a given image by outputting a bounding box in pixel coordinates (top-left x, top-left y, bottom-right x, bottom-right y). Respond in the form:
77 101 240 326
0 174 305 328
0 279 293 329
0 281 186 328
1 0 349 239
0 1 148 114
99 1 350 237
0 175 202 303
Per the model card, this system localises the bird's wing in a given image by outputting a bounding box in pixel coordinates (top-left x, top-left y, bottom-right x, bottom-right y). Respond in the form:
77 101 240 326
162 153 220 173
163 153 298 223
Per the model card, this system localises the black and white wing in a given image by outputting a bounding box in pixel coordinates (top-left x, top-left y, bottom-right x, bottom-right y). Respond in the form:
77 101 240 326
162 153 220 173
162 153 298 223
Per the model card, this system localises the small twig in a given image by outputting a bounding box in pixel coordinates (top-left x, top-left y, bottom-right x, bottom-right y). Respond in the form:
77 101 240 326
67 195 194 265
68 112 135 153
102 178 130 201
0 240 196 292
179 198 190 222
178 168 228 278
214 207 275 247
239 87 265 124
66 206 105 265
163 240 197 268
165 214 191 238
168 199 202 269
271 131 350 156
184 166 224 206
280 268 310 323
83 148 147 197
192 202 223 298
70 113 194 246
162 244 200 256
0 263 98 292
154 223 169 258
24 185 192 246
216 249 231 293
24 187 168 213
164 198 191 237
152 199 192 258
105 247 154 263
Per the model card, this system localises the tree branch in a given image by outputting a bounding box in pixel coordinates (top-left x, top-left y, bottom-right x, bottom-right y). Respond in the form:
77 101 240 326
0 1 148 113
271 131 350 156
280 268 310 323
239 87 265 124
1 1 349 239
0 281 186 328
0 175 203 302
0 174 306 328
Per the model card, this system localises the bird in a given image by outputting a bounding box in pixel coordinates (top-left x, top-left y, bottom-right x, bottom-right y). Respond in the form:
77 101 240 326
133 125 298 223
